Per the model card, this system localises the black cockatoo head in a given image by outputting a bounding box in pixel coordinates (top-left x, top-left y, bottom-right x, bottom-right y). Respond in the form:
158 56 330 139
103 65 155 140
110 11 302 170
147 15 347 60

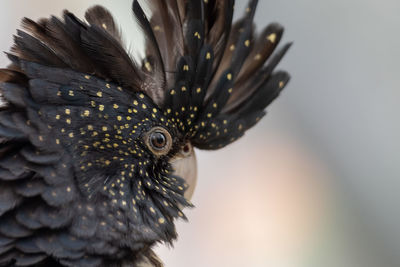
0 0 290 266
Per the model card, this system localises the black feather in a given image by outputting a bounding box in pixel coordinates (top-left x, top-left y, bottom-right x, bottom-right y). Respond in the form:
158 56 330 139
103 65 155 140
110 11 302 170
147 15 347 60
85 5 122 43
132 0 165 105
80 24 143 91
0 183 22 215
0 216 32 238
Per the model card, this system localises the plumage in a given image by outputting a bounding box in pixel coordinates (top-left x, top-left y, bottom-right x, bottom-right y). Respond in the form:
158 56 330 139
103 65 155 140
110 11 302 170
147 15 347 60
0 0 291 266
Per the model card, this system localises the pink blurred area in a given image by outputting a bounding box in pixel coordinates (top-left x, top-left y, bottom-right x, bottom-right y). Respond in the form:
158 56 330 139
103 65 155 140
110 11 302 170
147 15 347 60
156 124 331 267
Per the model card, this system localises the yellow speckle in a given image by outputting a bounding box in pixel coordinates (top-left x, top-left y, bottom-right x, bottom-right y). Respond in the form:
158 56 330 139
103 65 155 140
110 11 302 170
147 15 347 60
158 218 165 224
97 91 103 97
84 75 90 80
181 86 187 92
207 113 212 118
183 65 189 71
102 23 107 29
228 88 233 93
38 136 44 141
56 115 60 120
139 94 145 99
254 53 262 60
150 207 156 214
105 160 111 166
267 33 277 43
238 124 243 130
126 116 132 121
102 126 108 131
245 40 250 47
69 132 74 138
57 91 61 96
83 110 90 117
142 104 147 109
91 101 96 107
88 125 93 130
170 89 176 95
153 25 161 31
66 118 71 124
145 62 152 72
117 116 122 121
194 32 201 39
69 90 74 96
206 52 211 59
99 105 104 111
167 109 171 114
279 81 285 88
223 120 228 125
106 83 111 89
56 139 60 145
117 86 123 91
133 109 138 113
66 187 71 192
196 87 201 94
227 73 232 80
65 109 71 115
229 44 235 51
113 104 119 109
213 102 218 108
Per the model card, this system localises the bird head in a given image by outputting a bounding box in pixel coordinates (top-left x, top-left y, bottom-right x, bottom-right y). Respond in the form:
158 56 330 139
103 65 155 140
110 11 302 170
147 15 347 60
0 0 290 265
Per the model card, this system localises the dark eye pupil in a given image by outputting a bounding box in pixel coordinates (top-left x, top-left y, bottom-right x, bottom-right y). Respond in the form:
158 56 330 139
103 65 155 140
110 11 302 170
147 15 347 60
150 132 166 149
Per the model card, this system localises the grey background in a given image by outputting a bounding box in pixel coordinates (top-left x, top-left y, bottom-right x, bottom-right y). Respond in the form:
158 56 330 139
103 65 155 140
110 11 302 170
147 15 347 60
0 0 398 266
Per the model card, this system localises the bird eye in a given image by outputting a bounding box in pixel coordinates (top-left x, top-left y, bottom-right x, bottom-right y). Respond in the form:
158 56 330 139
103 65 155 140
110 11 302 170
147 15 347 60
150 132 166 149
145 127 172 156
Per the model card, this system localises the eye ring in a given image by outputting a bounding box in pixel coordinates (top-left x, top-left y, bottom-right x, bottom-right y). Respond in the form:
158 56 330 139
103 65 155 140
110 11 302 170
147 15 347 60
145 127 172 156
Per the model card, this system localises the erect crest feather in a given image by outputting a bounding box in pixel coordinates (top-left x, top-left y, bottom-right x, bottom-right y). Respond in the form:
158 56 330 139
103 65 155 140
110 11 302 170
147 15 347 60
2 0 291 150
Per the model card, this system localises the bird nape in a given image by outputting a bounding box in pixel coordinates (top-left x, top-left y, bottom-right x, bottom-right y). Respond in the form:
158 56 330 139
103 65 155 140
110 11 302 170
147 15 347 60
0 0 291 266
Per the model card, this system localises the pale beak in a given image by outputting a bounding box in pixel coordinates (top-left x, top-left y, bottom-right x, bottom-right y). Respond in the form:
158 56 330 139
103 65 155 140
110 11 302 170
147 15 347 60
170 145 197 201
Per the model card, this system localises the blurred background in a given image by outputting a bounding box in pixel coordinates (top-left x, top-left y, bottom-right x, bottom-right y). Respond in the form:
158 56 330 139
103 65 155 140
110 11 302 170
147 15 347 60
0 0 398 266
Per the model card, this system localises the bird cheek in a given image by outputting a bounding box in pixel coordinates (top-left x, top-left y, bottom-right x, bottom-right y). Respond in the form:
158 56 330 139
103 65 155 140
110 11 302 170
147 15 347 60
170 148 197 201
